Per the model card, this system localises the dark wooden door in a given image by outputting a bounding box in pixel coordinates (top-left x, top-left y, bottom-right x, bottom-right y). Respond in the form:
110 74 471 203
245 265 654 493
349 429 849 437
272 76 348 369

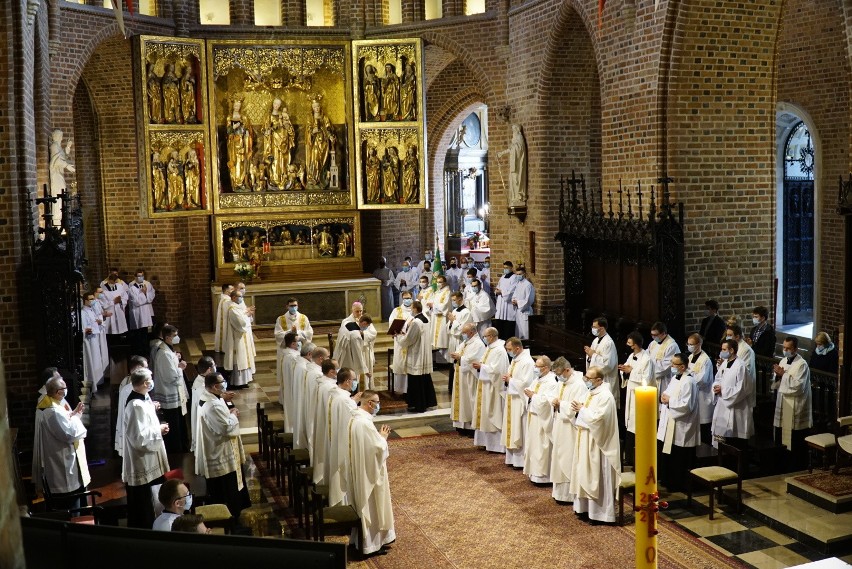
782 179 814 324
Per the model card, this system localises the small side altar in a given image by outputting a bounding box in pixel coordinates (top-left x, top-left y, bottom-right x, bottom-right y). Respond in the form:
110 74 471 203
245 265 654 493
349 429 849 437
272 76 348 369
210 277 382 327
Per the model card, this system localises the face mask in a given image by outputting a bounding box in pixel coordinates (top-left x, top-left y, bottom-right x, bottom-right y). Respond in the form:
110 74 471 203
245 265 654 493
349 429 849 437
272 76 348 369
719 350 730 360
516 274 524 281
687 344 697 353
297 341 302 350
671 367 680 376
420 283 429 289
461 264 469 269
371 403 381 416
559 374 569 382
591 327 599 337
483 263 490 268
450 263 457 268
752 317 761 325
533 368 541 378
351 379 359 393
584 380 594 390
403 266 411 272
655 336 664 344
503 269 511 276
98 293 106 300
221 381 228 390
472 286 480 294
288 306 298 314
146 380 155 391
403 298 412 307
236 296 244 304
451 301 459 309
725 335 733 340
182 493 193 512
172 335 181 345
426 254 433 261
815 346 827 355
136 276 144 283
783 350 793 358
460 333 468 342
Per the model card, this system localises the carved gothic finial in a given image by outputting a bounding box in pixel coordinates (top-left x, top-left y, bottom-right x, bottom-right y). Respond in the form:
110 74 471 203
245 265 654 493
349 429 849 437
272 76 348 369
637 180 643 221
617 180 624 220
627 187 634 220
581 174 588 211
649 184 657 222
607 189 614 219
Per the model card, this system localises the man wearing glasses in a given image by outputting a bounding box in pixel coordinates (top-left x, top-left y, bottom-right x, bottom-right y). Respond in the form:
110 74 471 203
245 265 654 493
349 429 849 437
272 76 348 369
347 390 395 555
153 478 193 531
32 375 90 509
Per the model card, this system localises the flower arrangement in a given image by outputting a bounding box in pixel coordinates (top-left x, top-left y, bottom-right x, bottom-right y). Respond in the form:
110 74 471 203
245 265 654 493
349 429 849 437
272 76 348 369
234 262 255 280
468 230 489 249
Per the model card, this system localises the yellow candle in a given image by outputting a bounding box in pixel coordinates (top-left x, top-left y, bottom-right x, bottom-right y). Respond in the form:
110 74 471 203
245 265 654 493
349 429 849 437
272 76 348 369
635 386 658 569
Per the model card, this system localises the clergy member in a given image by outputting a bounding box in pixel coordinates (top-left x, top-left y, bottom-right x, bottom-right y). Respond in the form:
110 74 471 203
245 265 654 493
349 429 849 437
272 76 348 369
569 366 621 524
291 342 315 449
32 376 90 506
393 260 418 298
618 331 653 467
153 479 192 531
91 287 111 384
389 291 414 396
549 358 587 503
328 368 361 506
313 359 341 486
115 356 149 457
685 334 715 444
657 353 700 492
223 289 256 387
127 268 156 357
80 292 106 395
493 261 517 339
278 331 301 432
648 321 679 394
196 372 250 519
468 278 496 338
584 316 619 407
522 356 561 483
450 322 486 431
711 339 753 449
502 337 535 467
398 301 438 413
213 283 234 353
303 347 329 463
100 267 129 337
472 327 508 452
446 291 473 397
726 324 757 410
511 267 535 340
429 275 452 357
347 390 395 555
771 336 812 470
122 367 169 529
334 302 373 384
151 324 188 453
358 315 378 389
274 297 314 347
445 257 462 292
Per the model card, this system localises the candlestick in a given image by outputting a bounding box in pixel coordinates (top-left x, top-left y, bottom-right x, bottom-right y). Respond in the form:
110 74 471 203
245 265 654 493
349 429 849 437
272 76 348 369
635 385 658 568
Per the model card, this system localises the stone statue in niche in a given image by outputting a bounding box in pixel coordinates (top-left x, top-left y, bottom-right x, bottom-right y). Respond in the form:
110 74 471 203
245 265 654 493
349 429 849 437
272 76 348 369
498 123 528 206
402 144 419 204
180 63 198 124
49 129 75 193
400 62 417 121
381 63 400 121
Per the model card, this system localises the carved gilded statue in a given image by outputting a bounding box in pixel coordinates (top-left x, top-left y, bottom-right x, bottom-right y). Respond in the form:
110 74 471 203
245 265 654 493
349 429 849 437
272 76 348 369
180 64 198 124
151 151 167 210
400 62 417 121
381 63 400 120
317 225 334 256
230 231 247 261
402 144 419 204
162 63 181 124
365 146 381 203
167 150 184 209
336 236 347 257
282 228 293 245
285 163 305 191
146 63 163 124
341 228 353 255
306 97 335 189
226 100 253 191
263 98 296 188
382 146 400 202
184 148 201 208
363 64 381 121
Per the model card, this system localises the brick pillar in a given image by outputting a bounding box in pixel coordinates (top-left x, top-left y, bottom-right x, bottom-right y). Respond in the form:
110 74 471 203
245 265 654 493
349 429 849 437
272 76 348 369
48 0 61 56
230 0 254 24
443 0 460 18
171 0 198 34
285 0 305 26
401 0 421 23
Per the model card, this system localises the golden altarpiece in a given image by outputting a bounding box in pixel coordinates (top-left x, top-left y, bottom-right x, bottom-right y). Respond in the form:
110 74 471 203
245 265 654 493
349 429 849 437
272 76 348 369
133 36 425 323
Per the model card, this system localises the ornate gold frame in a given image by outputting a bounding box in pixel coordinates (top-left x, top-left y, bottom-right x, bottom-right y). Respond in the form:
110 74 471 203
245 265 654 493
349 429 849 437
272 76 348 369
352 39 427 210
134 36 213 218
205 39 357 214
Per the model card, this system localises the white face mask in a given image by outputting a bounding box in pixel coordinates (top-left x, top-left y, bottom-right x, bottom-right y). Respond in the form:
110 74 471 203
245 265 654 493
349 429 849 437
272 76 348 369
752 317 761 325
591 327 599 337
533 368 541 378
172 335 181 345
181 493 193 512
687 344 697 353
136 276 144 283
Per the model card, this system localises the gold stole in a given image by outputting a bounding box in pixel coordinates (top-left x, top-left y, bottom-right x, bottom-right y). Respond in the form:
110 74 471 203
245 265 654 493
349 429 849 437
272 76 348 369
474 346 494 429
662 377 684 454
452 340 468 421
504 359 518 446
527 381 543 426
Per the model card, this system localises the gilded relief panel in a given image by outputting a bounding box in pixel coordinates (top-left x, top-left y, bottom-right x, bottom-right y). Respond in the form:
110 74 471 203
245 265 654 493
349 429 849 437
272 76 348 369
352 39 427 209
135 36 212 217
206 40 356 213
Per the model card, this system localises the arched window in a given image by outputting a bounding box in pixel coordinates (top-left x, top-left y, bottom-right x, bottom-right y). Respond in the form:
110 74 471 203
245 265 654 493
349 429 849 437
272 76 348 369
465 0 485 15
198 0 230 24
424 0 442 20
255 0 282 25
384 0 402 24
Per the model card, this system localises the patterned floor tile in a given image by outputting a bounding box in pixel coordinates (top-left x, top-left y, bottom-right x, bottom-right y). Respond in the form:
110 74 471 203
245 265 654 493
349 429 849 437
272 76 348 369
736 545 811 569
704 530 780 556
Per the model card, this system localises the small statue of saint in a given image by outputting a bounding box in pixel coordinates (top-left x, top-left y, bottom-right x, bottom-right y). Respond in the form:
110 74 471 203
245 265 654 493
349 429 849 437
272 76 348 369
151 151 167 210
498 123 528 206
180 64 198 124
400 62 417 121
263 98 296 188
184 148 201 208
49 129 75 193
146 62 163 124
167 150 184 210
162 63 181 124
363 64 381 121
226 100 253 191
365 146 381 203
317 225 334 256
382 146 400 202
381 63 400 121
402 144 419 204
306 97 335 189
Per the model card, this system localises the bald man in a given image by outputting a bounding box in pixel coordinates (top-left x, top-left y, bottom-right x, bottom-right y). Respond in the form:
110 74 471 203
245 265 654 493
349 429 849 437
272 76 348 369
450 322 486 431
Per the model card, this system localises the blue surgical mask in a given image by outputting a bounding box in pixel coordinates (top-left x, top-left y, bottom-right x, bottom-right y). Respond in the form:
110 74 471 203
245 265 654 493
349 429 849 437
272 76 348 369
655 336 664 344
403 298 412 307
591 327 599 337
403 266 411 272
816 345 829 355
533 368 541 378
516 274 524 281
351 379 359 393
472 286 480 293
288 306 298 315
236 296 244 304
426 253 433 261
372 403 380 416
220 381 228 390
461 263 469 269
783 350 793 358
136 276 144 283
503 269 510 276
584 380 594 390
182 493 193 511
719 350 730 360
451 301 459 308
752 317 761 325
687 344 697 353
725 335 733 340
483 263 490 268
